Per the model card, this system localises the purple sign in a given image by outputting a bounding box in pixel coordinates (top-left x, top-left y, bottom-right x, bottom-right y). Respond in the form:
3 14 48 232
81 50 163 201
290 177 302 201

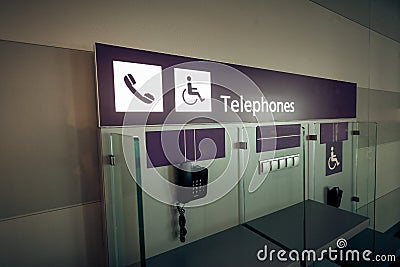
95 43 357 127
326 142 343 176
320 122 348 144
256 124 301 153
146 128 225 168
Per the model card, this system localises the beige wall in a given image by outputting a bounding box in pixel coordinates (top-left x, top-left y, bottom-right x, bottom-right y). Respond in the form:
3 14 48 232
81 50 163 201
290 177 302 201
0 0 398 266
0 202 104 267
0 40 105 266
0 0 370 86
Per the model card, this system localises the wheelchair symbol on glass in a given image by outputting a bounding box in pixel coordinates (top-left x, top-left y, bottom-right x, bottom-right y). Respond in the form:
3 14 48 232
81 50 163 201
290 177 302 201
328 146 340 170
182 76 205 105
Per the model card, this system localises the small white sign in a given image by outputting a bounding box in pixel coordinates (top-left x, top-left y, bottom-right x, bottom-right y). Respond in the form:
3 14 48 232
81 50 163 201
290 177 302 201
174 68 212 112
113 60 163 112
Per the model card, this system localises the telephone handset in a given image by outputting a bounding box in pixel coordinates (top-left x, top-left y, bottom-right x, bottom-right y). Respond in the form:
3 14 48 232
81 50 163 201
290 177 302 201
174 163 208 243
327 186 343 208
174 162 208 204
124 74 155 104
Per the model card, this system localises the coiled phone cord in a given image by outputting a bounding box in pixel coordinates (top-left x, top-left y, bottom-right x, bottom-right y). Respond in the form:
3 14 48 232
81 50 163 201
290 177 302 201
177 205 187 242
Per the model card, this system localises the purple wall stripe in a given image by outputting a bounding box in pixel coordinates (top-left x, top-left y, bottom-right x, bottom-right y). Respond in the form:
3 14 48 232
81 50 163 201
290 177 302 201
337 122 348 142
256 124 301 139
195 128 226 161
320 122 348 144
256 136 301 153
256 126 276 140
146 128 226 168
185 129 195 161
276 124 301 137
256 138 276 153
146 130 185 168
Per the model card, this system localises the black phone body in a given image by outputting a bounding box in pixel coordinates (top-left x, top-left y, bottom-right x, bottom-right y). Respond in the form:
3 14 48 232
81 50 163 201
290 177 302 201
175 163 208 204
327 186 343 208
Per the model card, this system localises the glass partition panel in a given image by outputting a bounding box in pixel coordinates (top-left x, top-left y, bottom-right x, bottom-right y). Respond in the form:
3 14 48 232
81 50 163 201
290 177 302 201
241 123 306 265
309 122 377 221
352 122 377 228
309 122 355 212
138 124 241 264
103 133 142 267
103 123 308 266
241 123 306 221
308 121 377 266
103 122 378 267
104 124 274 267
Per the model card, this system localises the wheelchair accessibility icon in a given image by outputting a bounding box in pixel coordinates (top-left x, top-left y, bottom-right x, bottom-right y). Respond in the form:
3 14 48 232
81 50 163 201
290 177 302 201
328 146 340 170
182 76 205 106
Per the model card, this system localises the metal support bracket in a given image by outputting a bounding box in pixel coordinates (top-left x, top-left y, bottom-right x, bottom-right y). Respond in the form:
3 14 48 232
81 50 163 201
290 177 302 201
307 134 318 141
108 155 116 166
238 142 248 149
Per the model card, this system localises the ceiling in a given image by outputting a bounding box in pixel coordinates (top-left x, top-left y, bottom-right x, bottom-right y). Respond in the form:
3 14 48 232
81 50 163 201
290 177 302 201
311 0 400 43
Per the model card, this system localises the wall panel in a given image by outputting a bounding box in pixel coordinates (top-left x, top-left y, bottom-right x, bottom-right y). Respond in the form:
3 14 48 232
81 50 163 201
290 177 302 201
0 202 105 267
0 40 100 219
0 0 370 86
